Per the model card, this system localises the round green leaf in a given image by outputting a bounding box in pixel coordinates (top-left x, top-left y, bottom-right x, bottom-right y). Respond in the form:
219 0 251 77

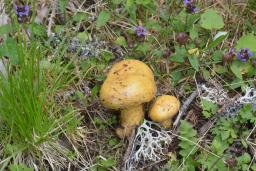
96 10 111 28
200 9 224 30
235 33 256 52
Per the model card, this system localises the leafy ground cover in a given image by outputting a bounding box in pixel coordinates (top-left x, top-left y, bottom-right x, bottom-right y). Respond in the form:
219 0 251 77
0 0 255 170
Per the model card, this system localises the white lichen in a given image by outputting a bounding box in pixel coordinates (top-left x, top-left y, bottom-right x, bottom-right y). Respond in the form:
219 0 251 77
239 87 256 104
125 120 173 171
200 83 256 117
201 84 229 105
68 36 107 59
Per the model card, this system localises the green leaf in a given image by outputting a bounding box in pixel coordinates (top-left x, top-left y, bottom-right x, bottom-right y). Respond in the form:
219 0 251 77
237 153 251 164
99 158 116 168
230 61 243 79
221 130 230 140
171 18 185 32
212 50 223 61
112 0 124 4
201 99 218 118
59 0 68 13
152 49 163 58
187 13 201 29
179 120 194 133
77 32 90 42
211 137 228 155
54 25 65 33
125 0 137 21
136 43 151 55
126 0 135 8
189 27 199 40
29 23 47 37
239 104 254 123
231 60 253 80
101 51 115 63
230 78 244 89
198 154 226 170
213 65 227 74
213 31 228 41
178 120 198 157
91 84 100 97
251 164 256 171
146 20 162 32
72 12 88 22
235 33 256 52
179 141 193 149
96 10 111 28
170 47 187 63
207 32 228 49
171 70 182 86
202 69 210 80
0 24 14 34
241 139 248 148
200 9 224 30
0 37 19 64
188 56 199 71
115 36 127 47
108 138 119 146
202 111 211 118
136 0 151 5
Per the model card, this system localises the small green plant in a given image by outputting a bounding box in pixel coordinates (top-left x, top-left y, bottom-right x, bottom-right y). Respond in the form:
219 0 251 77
93 115 117 129
178 120 198 157
237 153 252 171
0 34 80 169
178 120 199 170
90 156 117 171
164 101 255 170
201 99 219 118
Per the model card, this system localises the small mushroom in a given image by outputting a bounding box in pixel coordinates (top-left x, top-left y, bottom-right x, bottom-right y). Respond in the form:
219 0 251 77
149 95 180 128
100 59 157 138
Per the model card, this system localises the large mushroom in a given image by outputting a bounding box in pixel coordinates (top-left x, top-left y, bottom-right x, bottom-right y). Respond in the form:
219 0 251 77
100 59 157 138
149 95 180 128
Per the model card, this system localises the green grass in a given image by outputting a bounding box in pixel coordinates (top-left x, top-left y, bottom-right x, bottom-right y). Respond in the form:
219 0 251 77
0 33 80 170
0 42 49 144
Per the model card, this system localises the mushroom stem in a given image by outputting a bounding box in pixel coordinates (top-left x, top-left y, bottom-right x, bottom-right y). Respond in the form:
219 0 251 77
160 120 172 129
116 105 144 138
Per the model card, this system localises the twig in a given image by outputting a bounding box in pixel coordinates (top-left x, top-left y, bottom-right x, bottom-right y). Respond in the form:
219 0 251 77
208 154 225 170
247 145 256 171
121 129 136 171
246 125 256 170
246 125 256 143
47 0 58 37
173 89 200 129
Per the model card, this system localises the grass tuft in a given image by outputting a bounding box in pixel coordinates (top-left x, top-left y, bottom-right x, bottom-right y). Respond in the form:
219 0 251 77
0 36 81 170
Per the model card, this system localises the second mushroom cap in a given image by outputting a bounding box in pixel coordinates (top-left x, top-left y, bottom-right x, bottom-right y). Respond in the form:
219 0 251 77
149 95 180 128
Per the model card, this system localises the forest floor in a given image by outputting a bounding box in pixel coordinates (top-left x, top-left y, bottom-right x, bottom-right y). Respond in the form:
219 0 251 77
0 0 256 171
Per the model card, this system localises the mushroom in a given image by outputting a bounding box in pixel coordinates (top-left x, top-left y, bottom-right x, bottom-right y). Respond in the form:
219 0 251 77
149 95 180 128
100 59 157 138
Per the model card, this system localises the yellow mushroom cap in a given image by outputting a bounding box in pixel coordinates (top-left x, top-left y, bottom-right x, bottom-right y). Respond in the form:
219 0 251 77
106 59 155 81
149 95 180 122
100 59 157 110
